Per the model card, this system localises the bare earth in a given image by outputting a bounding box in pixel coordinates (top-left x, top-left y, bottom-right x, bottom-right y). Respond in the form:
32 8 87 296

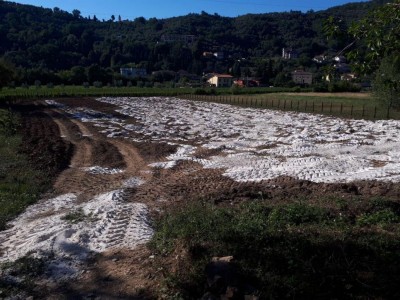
1 97 400 299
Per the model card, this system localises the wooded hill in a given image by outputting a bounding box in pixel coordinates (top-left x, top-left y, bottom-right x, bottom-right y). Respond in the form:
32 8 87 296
0 0 392 86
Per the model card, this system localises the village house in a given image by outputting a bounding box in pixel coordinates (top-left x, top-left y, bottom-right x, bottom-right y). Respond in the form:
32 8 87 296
341 73 357 81
282 47 298 59
160 34 196 44
291 70 313 85
313 55 328 64
120 68 147 78
208 74 234 87
233 79 259 87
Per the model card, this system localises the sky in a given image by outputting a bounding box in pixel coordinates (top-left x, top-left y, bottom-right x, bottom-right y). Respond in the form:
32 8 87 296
9 0 369 20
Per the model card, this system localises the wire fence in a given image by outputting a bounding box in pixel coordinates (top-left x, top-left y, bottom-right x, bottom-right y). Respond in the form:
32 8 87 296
181 94 396 120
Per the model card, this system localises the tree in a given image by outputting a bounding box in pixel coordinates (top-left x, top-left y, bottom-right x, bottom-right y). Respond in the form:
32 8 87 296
346 1 400 75
72 9 81 19
373 54 400 108
0 60 14 89
326 1 400 106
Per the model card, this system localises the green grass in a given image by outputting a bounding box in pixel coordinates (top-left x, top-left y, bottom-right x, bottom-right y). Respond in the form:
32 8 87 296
150 198 400 299
0 85 310 101
183 92 400 120
0 109 50 230
2 85 396 119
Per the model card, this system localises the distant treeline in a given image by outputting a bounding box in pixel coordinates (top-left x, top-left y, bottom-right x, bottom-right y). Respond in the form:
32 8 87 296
0 0 392 87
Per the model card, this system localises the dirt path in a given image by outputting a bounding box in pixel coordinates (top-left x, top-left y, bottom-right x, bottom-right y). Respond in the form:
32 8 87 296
3 97 400 299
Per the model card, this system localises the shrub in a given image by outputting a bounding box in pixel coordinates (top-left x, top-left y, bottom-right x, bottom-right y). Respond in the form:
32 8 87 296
194 88 207 95
93 81 103 88
268 203 329 227
357 209 400 226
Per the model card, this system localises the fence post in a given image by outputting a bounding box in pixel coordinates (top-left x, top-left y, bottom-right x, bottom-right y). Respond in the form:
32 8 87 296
283 99 286 110
290 99 293 110
297 100 300 111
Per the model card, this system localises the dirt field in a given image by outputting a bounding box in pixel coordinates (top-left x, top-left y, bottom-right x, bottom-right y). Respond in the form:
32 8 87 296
1 97 400 298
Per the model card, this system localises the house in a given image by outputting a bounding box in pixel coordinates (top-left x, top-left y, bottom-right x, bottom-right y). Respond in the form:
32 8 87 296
120 68 147 78
233 79 259 87
334 56 347 63
208 74 234 87
282 48 298 59
213 52 224 59
291 70 313 85
203 52 214 58
341 73 357 81
160 34 196 44
334 63 351 73
313 55 327 64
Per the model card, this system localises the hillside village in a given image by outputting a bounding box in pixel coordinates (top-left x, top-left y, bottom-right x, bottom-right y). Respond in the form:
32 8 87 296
0 1 388 90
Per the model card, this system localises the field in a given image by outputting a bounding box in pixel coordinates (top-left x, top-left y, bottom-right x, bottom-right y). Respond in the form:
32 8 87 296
1 97 400 298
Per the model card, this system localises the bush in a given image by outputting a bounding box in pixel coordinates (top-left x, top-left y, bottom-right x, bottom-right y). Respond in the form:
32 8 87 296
328 81 361 93
93 81 103 88
357 208 400 226
194 88 207 95
268 203 329 227
313 82 329 92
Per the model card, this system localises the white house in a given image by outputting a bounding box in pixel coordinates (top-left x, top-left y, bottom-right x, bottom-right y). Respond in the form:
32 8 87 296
120 68 147 78
282 48 298 59
208 74 234 87
291 70 313 85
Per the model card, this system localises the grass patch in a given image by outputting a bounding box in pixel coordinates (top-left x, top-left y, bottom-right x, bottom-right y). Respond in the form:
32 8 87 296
182 92 400 120
150 199 400 299
0 108 53 230
0 85 310 101
61 208 96 224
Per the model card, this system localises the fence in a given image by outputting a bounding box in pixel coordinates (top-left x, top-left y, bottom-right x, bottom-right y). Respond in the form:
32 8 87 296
181 94 395 120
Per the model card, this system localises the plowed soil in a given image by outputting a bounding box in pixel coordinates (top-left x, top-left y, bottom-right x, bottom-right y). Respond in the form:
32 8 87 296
6 97 400 299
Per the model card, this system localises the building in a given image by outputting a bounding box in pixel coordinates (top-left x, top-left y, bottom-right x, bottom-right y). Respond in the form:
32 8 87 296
160 34 196 44
282 48 298 59
120 68 147 78
213 52 224 59
208 74 234 87
233 79 259 87
313 55 327 64
341 73 357 81
291 70 313 85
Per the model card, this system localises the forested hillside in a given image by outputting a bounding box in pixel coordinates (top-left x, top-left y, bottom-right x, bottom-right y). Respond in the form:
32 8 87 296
0 0 391 86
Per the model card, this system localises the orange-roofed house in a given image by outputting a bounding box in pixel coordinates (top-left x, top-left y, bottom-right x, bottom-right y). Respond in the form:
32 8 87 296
208 74 234 87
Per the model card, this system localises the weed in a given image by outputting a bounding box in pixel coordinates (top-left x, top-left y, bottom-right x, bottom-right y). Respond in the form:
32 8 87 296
267 203 330 227
150 199 400 299
61 208 87 224
357 208 400 226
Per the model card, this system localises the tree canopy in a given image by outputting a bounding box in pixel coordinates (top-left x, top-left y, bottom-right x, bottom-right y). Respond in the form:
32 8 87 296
0 0 388 86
